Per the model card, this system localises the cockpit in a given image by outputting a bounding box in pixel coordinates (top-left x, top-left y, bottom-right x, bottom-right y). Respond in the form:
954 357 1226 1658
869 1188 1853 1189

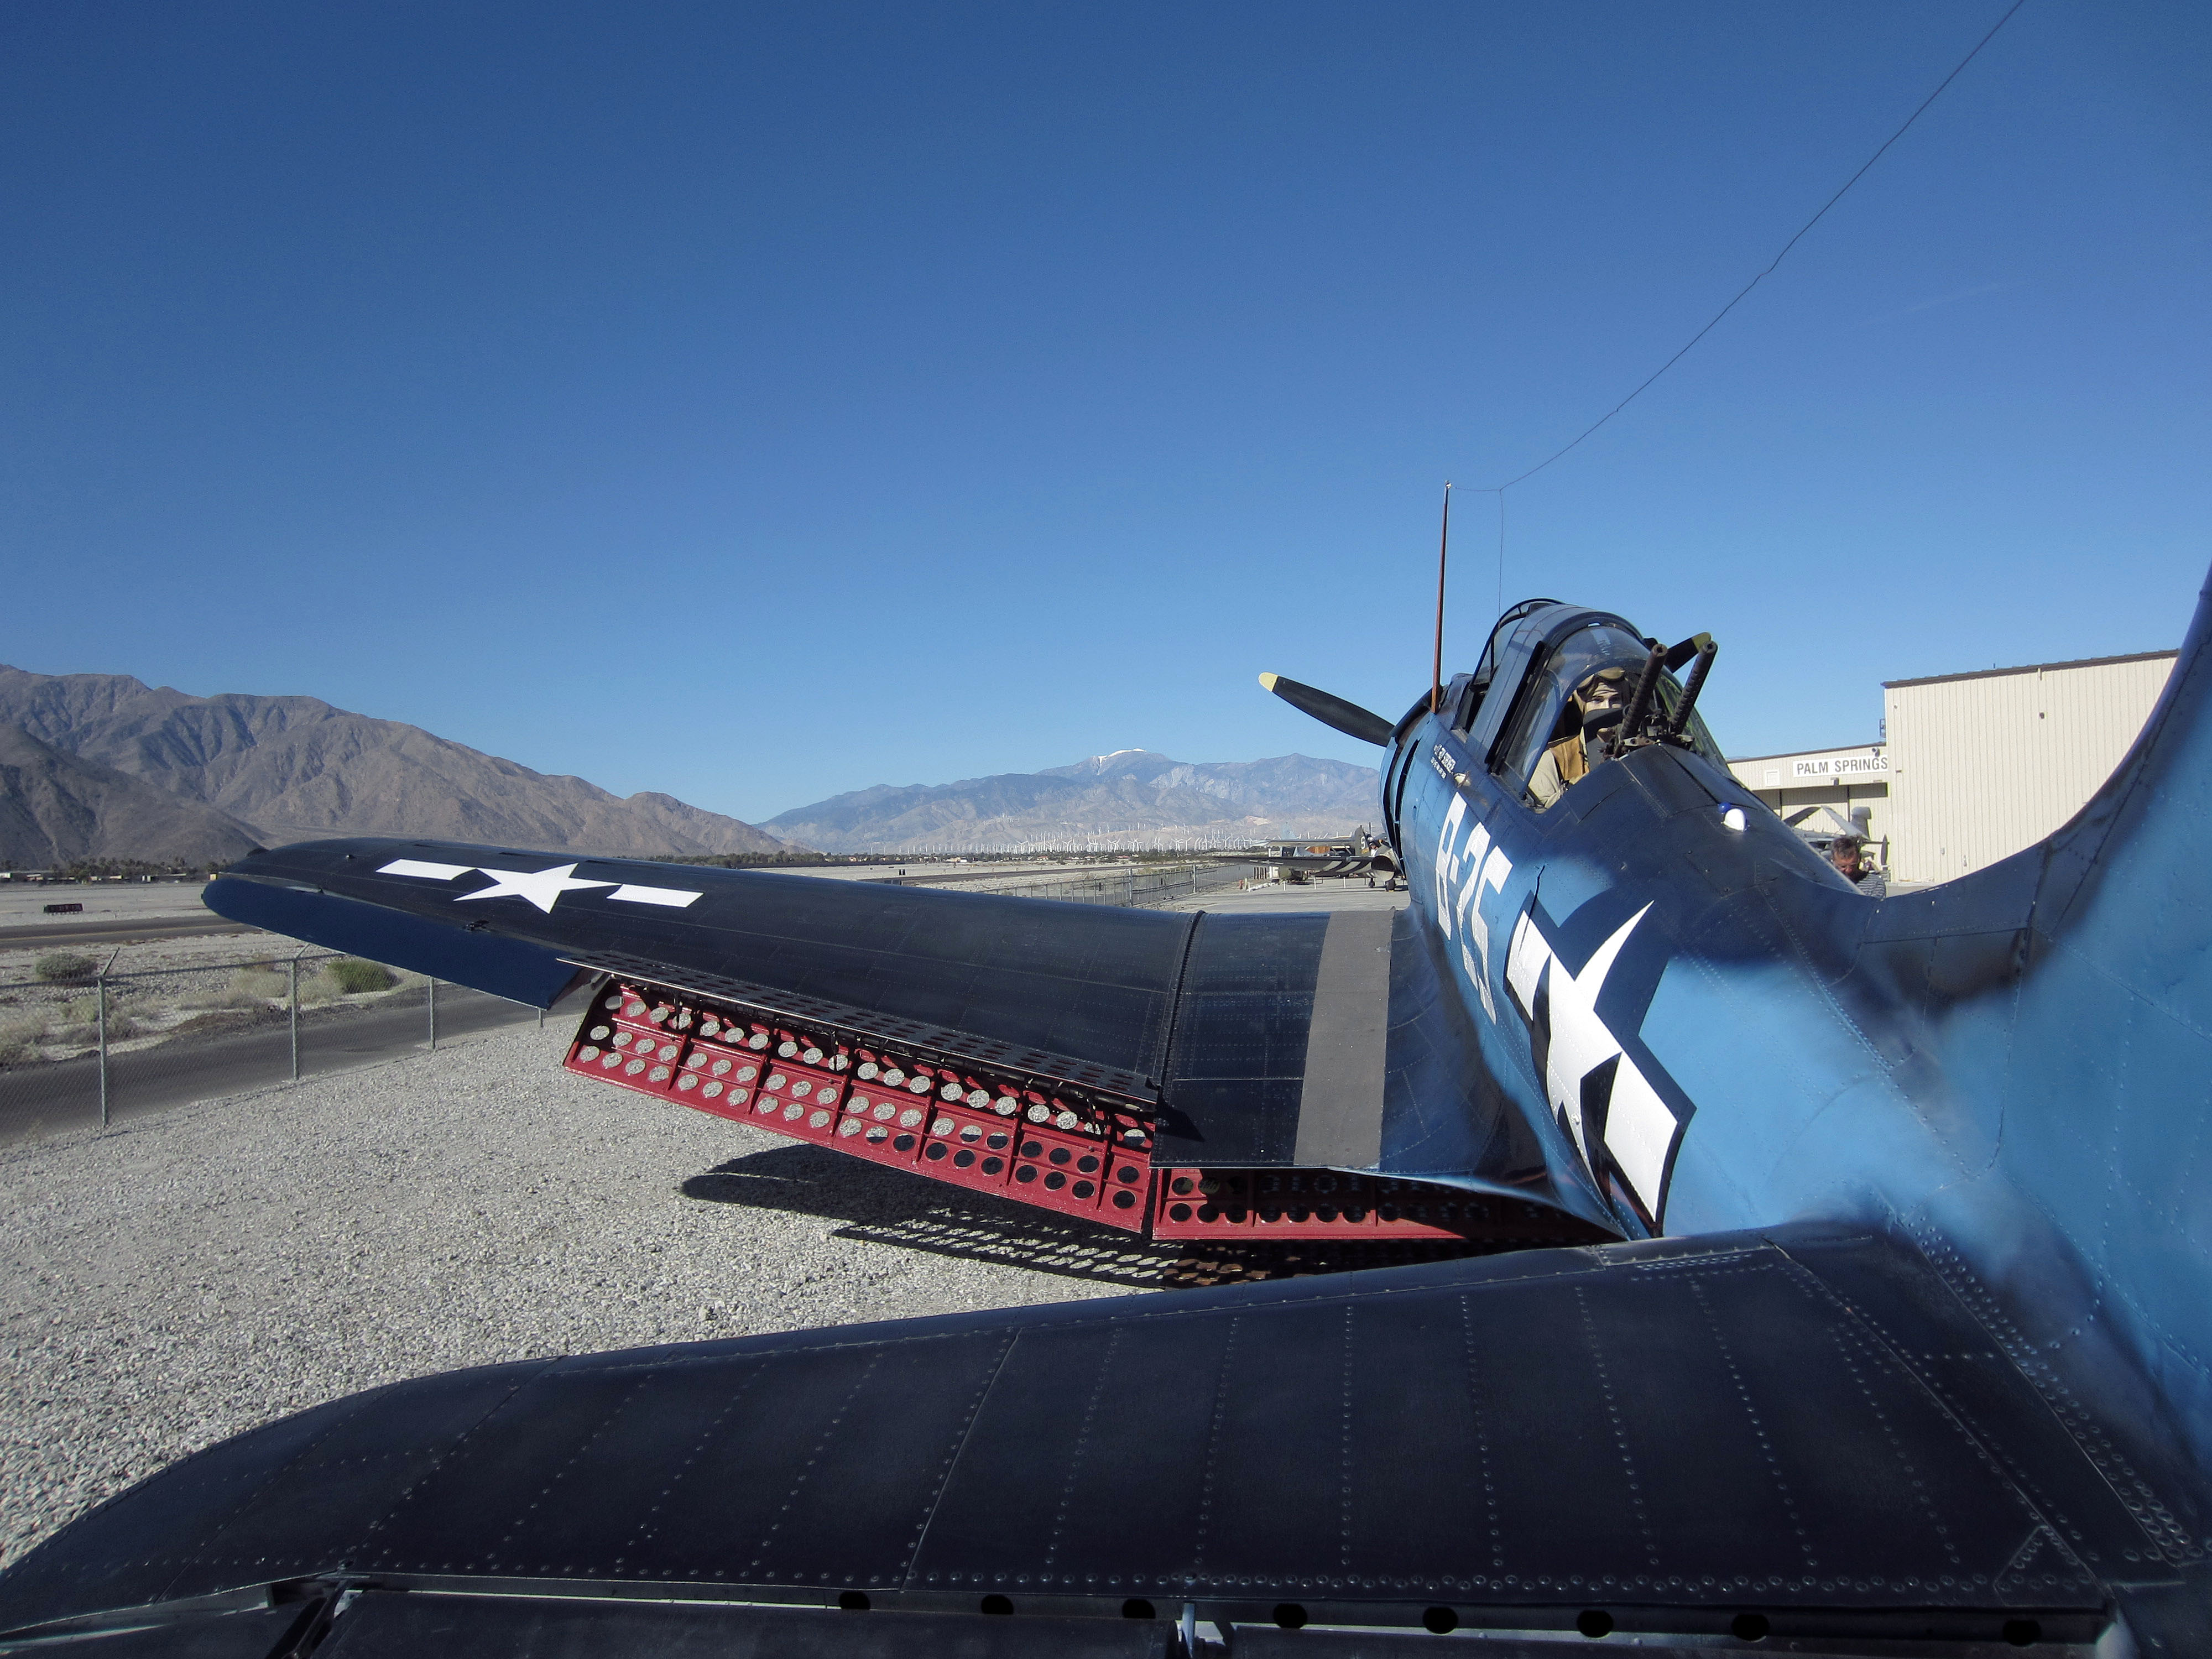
1431 599 1726 813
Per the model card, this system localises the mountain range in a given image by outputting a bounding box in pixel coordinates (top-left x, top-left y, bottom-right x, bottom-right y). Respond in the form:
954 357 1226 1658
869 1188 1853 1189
0 668 1383 865
763 749 1382 853
0 666 791 867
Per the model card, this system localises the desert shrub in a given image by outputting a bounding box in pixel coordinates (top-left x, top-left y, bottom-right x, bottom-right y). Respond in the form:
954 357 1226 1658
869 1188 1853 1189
52 995 146 1041
34 953 96 984
229 968 289 1003
0 1011 47 1064
297 975 343 1007
326 958 397 994
179 985 281 1011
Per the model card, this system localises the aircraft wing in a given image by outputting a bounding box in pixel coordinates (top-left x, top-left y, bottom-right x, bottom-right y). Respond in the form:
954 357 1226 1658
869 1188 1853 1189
0 1221 2174 1651
199 838 1585 1222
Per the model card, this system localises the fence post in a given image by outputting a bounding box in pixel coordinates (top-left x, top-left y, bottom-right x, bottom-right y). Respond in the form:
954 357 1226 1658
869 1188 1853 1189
95 946 121 1129
96 970 109 1129
428 978 438 1051
288 953 301 1083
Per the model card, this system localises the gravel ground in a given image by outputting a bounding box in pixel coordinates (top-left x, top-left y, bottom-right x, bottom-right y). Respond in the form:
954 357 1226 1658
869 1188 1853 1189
0 1020 1153 1571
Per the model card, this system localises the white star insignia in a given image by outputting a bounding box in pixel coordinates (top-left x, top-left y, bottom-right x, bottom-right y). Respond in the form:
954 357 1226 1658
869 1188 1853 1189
1541 905 1648 1160
455 863 616 915
1506 901 1686 1219
379 857 705 912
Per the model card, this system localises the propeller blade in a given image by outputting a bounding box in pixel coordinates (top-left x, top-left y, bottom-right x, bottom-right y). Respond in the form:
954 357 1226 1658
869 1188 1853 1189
1258 674 1396 747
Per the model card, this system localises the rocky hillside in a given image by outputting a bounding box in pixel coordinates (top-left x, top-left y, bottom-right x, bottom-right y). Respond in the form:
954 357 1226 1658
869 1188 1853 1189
765 749 1381 853
0 666 794 859
0 725 263 867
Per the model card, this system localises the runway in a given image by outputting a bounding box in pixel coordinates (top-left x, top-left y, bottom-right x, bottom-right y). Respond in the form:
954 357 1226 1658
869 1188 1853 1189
0 884 243 950
0 916 258 949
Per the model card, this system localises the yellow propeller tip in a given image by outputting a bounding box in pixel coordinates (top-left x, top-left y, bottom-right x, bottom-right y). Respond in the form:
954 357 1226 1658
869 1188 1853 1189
1258 672 1279 691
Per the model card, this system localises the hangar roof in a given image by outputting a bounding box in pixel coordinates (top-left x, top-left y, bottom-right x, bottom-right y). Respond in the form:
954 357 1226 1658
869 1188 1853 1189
1883 648 2176 691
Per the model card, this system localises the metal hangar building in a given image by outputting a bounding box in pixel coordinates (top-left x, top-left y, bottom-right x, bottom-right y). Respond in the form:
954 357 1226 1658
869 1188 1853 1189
1730 649 2176 886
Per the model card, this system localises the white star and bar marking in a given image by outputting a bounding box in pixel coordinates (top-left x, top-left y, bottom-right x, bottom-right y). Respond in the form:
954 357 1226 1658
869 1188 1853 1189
455 863 613 914
605 884 703 907
1506 901 1682 1218
378 859 474 881
377 859 701 914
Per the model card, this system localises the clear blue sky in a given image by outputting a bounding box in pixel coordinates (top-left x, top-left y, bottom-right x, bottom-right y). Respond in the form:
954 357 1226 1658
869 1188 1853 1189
2 2 2204 821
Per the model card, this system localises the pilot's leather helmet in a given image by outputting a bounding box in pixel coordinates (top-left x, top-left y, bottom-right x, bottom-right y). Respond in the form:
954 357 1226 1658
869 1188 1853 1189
1574 667 1630 742
1575 666 1629 711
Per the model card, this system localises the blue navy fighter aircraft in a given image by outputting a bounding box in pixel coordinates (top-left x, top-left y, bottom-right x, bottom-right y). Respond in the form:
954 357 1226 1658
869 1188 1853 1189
6 575 2212 1657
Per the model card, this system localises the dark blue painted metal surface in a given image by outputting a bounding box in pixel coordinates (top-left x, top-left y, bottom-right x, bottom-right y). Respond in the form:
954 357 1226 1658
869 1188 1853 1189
317 1593 1176 1659
205 877 587 1010
206 852 1199 1087
1155 913 1328 1163
0 1228 2148 1650
12 571 2212 1652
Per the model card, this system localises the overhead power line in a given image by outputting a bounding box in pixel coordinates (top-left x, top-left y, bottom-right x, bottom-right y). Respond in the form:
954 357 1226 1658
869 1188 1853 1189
1480 0 2030 497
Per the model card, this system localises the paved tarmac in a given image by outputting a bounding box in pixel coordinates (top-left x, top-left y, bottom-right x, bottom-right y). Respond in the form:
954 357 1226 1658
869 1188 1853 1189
1161 877 1410 914
786 859 1128 885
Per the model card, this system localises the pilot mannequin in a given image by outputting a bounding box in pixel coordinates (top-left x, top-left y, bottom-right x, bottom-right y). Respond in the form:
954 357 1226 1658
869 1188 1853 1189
1526 666 1628 809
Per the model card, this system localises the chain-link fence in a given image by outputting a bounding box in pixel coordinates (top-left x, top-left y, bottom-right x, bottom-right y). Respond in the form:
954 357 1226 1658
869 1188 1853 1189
0 951 542 1147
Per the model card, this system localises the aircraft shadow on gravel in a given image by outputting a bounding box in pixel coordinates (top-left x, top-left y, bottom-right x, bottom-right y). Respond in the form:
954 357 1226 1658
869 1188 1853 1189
684 1142 1494 1290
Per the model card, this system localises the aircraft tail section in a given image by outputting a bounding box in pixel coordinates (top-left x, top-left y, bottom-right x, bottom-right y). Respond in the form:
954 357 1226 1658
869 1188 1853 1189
2032 585 2212 952
1881 567 2212 1474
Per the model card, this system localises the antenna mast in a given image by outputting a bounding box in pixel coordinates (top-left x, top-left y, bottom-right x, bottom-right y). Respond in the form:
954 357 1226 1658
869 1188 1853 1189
1430 483 1452 714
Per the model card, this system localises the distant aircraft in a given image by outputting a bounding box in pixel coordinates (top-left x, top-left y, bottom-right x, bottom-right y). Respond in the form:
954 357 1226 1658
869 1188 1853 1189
7 576 2212 1655
1238 821 1401 886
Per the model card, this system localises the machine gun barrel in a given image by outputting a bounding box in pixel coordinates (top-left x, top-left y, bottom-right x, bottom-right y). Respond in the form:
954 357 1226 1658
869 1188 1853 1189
1609 643 1668 757
1664 638 1718 743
